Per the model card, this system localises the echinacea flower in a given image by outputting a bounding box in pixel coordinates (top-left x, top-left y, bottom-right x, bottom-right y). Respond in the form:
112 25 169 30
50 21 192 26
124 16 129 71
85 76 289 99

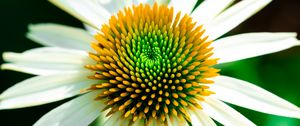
1 0 300 125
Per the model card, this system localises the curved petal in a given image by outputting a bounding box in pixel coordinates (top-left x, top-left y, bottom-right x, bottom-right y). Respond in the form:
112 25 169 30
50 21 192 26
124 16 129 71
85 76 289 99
49 0 111 29
132 119 144 126
202 97 256 126
169 0 197 14
132 0 170 6
27 23 94 51
84 23 98 35
1 63 85 76
34 91 105 126
210 75 300 119
157 0 170 5
191 0 234 25
212 32 300 64
2 47 93 75
189 109 216 126
0 72 97 109
82 0 170 35
94 0 126 15
103 111 129 126
206 0 272 39
164 115 188 126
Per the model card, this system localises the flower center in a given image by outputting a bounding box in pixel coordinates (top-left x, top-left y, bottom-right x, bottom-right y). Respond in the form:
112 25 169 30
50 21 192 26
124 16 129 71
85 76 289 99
85 3 219 125
139 36 162 68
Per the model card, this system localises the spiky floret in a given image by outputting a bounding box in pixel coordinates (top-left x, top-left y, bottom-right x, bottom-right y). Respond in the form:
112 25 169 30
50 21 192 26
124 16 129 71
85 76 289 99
85 3 219 125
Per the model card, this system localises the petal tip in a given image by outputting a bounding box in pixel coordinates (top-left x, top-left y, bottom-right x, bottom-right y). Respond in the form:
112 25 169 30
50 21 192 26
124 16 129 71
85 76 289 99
0 64 7 70
48 0 58 4
2 52 17 63
27 23 42 32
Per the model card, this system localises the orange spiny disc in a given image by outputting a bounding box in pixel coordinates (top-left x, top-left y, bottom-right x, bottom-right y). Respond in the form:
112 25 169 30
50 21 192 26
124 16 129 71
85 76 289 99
85 3 219 125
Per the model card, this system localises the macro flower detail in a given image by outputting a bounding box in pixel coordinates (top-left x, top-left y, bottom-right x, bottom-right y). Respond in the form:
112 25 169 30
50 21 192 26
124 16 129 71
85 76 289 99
85 3 219 124
1 0 300 126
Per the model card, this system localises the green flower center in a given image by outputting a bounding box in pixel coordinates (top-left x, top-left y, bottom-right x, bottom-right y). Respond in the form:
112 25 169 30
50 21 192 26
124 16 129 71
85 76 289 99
139 38 162 68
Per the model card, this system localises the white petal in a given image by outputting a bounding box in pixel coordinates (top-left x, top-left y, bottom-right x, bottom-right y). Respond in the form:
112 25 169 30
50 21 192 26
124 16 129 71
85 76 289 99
163 114 184 126
27 23 94 51
210 75 300 119
84 23 98 35
1 63 84 76
34 91 105 126
131 0 145 5
189 109 216 126
170 0 197 14
212 32 300 64
132 119 144 126
191 0 234 25
131 0 169 6
103 111 128 126
95 0 163 11
2 47 92 75
157 0 170 5
94 0 126 15
206 0 272 39
49 0 111 29
202 97 256 126
0 72 97 109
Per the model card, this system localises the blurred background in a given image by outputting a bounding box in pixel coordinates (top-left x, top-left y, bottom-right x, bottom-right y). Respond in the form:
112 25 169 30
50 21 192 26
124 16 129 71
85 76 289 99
0 0 300 125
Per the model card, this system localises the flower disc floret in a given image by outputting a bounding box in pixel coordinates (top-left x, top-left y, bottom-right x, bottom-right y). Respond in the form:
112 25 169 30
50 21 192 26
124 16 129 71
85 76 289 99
85 3 219 125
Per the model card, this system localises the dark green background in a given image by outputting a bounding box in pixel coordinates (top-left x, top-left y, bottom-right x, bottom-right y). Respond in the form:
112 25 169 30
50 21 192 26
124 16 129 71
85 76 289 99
0 0 300 125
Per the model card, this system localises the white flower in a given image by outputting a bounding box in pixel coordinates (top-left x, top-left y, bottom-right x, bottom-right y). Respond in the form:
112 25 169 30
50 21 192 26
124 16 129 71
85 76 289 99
1 0 300 126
